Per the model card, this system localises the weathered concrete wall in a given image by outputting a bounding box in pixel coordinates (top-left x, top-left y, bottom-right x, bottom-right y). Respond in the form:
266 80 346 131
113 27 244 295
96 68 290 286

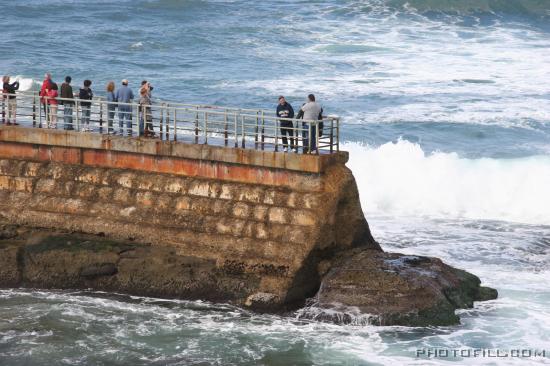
0 126 379 310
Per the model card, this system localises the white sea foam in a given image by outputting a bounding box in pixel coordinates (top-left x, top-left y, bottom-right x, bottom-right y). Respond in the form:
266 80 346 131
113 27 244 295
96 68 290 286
11 75 37 91
345 139 550 225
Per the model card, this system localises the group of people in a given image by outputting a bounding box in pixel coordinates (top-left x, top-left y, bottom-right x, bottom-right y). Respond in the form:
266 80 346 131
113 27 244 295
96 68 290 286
3 73 326 152
277 94 323 153
35 74 155 136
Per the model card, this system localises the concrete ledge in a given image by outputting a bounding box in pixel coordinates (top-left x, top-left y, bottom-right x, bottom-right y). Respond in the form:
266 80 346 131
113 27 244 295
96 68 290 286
0 126 348 174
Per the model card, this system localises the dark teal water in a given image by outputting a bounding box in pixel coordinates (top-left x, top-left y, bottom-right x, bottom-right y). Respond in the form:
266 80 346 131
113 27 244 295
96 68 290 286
1 1 549 365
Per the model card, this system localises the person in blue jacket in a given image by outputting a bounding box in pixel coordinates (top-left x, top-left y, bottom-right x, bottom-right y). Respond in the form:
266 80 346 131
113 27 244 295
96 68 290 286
115 79 134 135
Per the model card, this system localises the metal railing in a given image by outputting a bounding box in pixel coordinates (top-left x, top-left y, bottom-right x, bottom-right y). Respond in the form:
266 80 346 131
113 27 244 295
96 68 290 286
0 90 340 154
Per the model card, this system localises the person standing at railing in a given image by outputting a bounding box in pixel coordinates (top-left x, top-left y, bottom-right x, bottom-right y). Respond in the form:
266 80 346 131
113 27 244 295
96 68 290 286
79 80 93 132
60 76 74 130
2 75 20 126
46 83 59 129
106 81 117 134
139 82 154 137
115 79 134 136
276 96 296 152
39 73 53 127
299 94 322 154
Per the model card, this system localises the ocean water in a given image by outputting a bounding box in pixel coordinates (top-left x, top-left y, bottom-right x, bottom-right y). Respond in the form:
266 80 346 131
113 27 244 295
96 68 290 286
1 0 550 365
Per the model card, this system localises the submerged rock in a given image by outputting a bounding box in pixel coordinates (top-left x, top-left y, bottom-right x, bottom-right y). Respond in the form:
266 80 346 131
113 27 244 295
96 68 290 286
299 249 497 326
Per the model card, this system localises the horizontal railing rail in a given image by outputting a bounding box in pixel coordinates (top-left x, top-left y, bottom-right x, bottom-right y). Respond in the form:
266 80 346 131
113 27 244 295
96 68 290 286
0 90 340 154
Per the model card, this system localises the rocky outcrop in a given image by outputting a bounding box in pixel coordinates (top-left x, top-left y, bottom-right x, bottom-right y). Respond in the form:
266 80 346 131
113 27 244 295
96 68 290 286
0 223 497 327
0 128 497 326
0 228 263 303
297 249 498 326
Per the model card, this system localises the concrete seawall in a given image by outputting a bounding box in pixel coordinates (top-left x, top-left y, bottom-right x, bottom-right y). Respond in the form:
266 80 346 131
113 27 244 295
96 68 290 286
0 126 379 310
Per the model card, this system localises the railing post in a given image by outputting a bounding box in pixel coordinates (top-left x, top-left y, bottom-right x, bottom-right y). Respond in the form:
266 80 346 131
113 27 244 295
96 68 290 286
224 112 228 146
241 115 246 149
234 112 238 148
204 112 208 144
74 100 78 131
136 104 140 137
336 117 340 152
316 120 320 155
308 122 312 154
99 101 104 133
32 92 37 127
45 97 49 128
260 110 265 151
160 103 164 140
254 111 259 149
194 107 199 144
275 118 279 152
173 108 177 141
165 105 170 141
1 92 5 124
165 104 170 140
39 98 43 128
330 118 334 153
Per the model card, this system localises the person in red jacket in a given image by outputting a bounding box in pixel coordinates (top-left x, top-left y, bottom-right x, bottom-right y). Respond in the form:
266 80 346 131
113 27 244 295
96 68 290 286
39 73 53 127
46 83 59 129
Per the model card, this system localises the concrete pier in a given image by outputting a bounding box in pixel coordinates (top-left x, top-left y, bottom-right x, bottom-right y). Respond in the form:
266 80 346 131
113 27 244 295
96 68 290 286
0 125 378 310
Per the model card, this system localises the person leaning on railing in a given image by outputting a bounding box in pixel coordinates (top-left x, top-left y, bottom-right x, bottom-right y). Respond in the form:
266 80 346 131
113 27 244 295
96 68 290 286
60 76 74 130
79 80 93 132
46 83 59 129
115 79 134 136
2 75 20 125
106 81 116 134
298 94 323 154
39 73 53 127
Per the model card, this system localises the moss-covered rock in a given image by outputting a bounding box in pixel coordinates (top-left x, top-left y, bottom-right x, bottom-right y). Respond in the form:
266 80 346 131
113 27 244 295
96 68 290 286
299 249 498 326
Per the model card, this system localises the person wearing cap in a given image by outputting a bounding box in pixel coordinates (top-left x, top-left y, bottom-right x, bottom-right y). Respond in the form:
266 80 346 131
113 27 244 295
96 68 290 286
276 96 295 152
115 79 134 135
300 94 322 153
2 75 20 125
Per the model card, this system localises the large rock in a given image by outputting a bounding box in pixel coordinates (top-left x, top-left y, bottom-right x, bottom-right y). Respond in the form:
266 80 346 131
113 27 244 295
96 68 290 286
298 249 497 326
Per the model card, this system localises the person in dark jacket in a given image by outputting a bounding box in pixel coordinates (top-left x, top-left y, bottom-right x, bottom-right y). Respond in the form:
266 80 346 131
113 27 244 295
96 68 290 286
276 96 295 152
79 80 93 131
2 75 20 125
60 76 74 130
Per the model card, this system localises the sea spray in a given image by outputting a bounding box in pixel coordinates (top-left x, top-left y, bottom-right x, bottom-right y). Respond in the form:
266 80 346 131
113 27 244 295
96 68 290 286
345 139 550 225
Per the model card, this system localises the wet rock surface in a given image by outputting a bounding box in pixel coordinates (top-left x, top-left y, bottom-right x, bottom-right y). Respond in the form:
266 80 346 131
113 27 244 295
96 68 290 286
0 225 260 304
0 224 497 326
299 249 498 326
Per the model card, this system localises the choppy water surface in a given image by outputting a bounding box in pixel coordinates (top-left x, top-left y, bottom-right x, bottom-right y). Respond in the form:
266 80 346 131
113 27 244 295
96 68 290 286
1 0 549 365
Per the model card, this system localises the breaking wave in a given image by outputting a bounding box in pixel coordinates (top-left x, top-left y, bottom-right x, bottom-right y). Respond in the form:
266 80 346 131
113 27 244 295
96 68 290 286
346 139 550 225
